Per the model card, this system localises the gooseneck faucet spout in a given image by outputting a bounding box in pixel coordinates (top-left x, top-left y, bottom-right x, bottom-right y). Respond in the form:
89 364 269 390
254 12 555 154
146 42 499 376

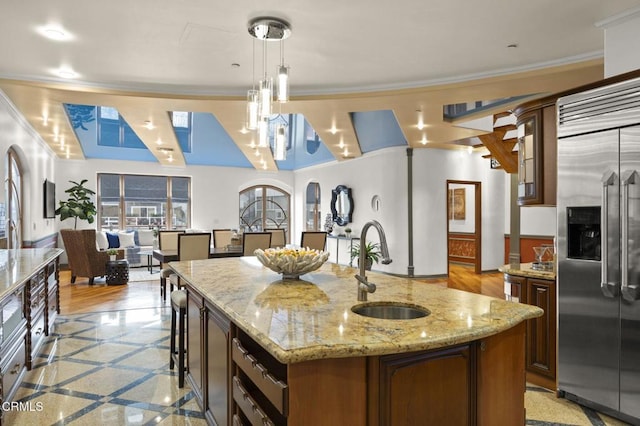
355 220 392 301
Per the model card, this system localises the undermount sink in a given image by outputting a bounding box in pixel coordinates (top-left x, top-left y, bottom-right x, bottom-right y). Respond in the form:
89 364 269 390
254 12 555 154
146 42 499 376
351 302 430 320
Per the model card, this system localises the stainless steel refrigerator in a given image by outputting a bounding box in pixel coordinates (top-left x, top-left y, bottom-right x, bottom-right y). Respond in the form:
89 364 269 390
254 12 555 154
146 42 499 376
557 76 640 425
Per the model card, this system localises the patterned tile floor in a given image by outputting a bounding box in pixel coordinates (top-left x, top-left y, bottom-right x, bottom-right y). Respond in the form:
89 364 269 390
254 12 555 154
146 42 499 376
2 305 633 425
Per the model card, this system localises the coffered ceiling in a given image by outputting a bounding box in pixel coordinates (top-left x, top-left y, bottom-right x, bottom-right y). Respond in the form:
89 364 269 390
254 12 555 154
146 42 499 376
1 0 638 170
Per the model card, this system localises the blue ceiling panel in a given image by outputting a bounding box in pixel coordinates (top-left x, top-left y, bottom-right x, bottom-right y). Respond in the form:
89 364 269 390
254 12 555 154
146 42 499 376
65 104 158 162
275 115 335 171
187 113 253 168
351 110 407 153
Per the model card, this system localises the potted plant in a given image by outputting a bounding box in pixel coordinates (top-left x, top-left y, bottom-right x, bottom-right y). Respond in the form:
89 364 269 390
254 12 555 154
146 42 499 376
344 227 352 238
350 242 381 271
107 248 118 261
55 179 97 229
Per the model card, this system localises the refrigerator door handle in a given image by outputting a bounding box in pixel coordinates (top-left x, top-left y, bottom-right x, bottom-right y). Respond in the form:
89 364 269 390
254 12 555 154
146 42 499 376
622 170 640 302
601 171 619 298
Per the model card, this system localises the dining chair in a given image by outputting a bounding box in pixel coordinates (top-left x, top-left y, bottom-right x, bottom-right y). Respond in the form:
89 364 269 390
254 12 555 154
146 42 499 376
158 230 185 250
265 228 286 248
212 229 234 248
301 231 327 251
242 232 272 256
167 232 211 293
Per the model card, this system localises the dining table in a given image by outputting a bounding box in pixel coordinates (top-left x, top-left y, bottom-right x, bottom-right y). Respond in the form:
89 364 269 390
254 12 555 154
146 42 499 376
153 245 243 264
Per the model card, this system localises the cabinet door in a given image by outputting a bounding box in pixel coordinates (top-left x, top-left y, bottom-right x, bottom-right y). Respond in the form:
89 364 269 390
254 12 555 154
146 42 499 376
517 110 542 204
377 345 474 426
187 289 204 403
205 302 230 426
526 278 557 379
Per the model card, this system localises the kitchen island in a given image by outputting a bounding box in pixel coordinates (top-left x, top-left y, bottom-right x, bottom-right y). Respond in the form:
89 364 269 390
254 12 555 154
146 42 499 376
0 248 63 409
170 257 542 426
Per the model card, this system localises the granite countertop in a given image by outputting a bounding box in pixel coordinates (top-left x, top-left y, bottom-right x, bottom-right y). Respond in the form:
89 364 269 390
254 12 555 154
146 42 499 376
0 248 64 299
498 262 556 280
170 257 543 364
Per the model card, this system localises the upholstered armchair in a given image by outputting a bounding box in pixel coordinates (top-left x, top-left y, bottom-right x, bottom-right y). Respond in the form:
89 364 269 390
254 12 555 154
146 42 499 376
60 229 124 285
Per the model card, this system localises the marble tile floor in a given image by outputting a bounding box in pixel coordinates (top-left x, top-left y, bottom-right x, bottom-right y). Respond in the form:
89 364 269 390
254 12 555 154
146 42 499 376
2 305 632 425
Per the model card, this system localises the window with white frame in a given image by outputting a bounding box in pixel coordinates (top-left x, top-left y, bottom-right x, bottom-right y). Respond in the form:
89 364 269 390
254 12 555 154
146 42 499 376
97 173 191 230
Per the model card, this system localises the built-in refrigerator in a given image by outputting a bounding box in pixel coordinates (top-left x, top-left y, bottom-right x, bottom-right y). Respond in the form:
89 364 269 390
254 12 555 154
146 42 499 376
557 76 640 425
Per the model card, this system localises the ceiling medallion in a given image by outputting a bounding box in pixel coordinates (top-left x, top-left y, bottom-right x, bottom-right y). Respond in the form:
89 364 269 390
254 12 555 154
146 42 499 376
247 17 291 40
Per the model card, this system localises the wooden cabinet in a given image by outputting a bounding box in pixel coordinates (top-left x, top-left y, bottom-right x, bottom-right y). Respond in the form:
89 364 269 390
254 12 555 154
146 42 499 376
186 285 231 425
504 273 556 389
514 98 557 206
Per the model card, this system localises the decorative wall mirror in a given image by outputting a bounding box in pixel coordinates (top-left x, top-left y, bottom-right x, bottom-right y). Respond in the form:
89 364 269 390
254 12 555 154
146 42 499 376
331 185 353 226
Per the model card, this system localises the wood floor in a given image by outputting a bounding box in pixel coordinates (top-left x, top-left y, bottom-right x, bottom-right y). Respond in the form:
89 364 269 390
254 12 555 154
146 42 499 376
59 263 503 314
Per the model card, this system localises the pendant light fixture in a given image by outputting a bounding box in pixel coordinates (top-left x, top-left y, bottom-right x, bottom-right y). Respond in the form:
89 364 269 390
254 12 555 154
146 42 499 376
274 124 287 160
246 17 291 154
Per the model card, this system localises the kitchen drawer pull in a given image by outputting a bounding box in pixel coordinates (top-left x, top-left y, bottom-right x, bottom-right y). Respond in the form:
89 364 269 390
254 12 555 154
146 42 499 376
232 338 288 415
10 363 21 375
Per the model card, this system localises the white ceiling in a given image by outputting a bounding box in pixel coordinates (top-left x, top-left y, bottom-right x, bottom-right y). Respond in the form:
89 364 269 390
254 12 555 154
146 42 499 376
1 0 639 168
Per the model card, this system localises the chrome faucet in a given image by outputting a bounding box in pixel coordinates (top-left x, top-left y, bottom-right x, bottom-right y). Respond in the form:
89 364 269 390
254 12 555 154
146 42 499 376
355 220 392 301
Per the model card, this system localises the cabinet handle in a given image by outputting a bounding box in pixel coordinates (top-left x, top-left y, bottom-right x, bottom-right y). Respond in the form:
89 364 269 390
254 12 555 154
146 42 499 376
10 363 21 374
35 327 43 335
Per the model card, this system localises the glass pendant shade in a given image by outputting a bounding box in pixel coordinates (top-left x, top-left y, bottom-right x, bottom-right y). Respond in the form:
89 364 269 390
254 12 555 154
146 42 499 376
246 90 259 130
277 65 289 103
259 78 273 119
274 124 287 160
258 117 269 148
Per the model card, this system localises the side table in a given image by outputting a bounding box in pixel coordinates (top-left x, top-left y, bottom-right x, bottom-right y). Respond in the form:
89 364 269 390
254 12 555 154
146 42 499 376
106 259 129 285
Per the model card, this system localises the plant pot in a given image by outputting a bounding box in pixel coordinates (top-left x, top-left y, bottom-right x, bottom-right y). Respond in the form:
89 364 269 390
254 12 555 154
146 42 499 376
358 258 373 271
109 255 116 261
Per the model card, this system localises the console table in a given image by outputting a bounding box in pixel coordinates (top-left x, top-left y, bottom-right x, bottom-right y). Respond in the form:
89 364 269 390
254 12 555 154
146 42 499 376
327 234 360 266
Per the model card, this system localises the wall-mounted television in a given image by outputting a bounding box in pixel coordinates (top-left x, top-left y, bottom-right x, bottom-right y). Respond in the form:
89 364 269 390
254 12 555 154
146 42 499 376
44 179 56 219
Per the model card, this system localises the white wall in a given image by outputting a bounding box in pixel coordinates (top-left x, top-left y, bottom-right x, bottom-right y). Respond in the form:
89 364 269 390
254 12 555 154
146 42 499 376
601 9 640 78
413 149 505 275
54 158 294 232
0 90 57 244
294 147 506 276
503 174 557 237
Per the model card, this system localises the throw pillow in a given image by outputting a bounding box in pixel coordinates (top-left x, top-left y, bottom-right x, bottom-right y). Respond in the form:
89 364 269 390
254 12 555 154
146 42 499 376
96 231 109 250
106 232 120 248
118 231 136 248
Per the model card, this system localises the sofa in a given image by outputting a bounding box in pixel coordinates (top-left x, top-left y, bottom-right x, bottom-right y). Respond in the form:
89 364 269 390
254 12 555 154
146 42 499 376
96 229 157 268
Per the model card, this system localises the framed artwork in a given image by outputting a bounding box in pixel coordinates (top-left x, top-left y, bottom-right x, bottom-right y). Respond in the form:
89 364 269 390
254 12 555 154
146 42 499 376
448 188 466 220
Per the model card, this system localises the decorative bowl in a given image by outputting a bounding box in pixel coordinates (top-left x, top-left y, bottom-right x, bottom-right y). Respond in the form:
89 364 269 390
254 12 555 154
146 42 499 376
254 247 330 279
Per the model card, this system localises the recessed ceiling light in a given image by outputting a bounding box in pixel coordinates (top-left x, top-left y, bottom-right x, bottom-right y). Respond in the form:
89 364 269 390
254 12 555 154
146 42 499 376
143 120 154 129
38 25 73 41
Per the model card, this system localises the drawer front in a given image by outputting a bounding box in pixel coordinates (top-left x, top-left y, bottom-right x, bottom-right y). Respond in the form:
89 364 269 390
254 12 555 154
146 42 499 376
30 313 46 357
232 338 288 415
233 376 275 426
30 282 46 313
2 338 27 400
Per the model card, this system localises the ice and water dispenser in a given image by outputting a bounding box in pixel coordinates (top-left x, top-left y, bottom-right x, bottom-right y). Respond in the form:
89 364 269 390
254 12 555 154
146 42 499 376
567 206 601 261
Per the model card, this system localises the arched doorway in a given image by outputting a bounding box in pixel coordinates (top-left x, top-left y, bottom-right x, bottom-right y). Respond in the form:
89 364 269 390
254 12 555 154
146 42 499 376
305 182 321 231
6 147 24 249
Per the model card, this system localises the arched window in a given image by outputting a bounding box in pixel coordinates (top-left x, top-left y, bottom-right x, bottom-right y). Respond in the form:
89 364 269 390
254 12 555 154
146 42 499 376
305 182 321 231
239 185 290 240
